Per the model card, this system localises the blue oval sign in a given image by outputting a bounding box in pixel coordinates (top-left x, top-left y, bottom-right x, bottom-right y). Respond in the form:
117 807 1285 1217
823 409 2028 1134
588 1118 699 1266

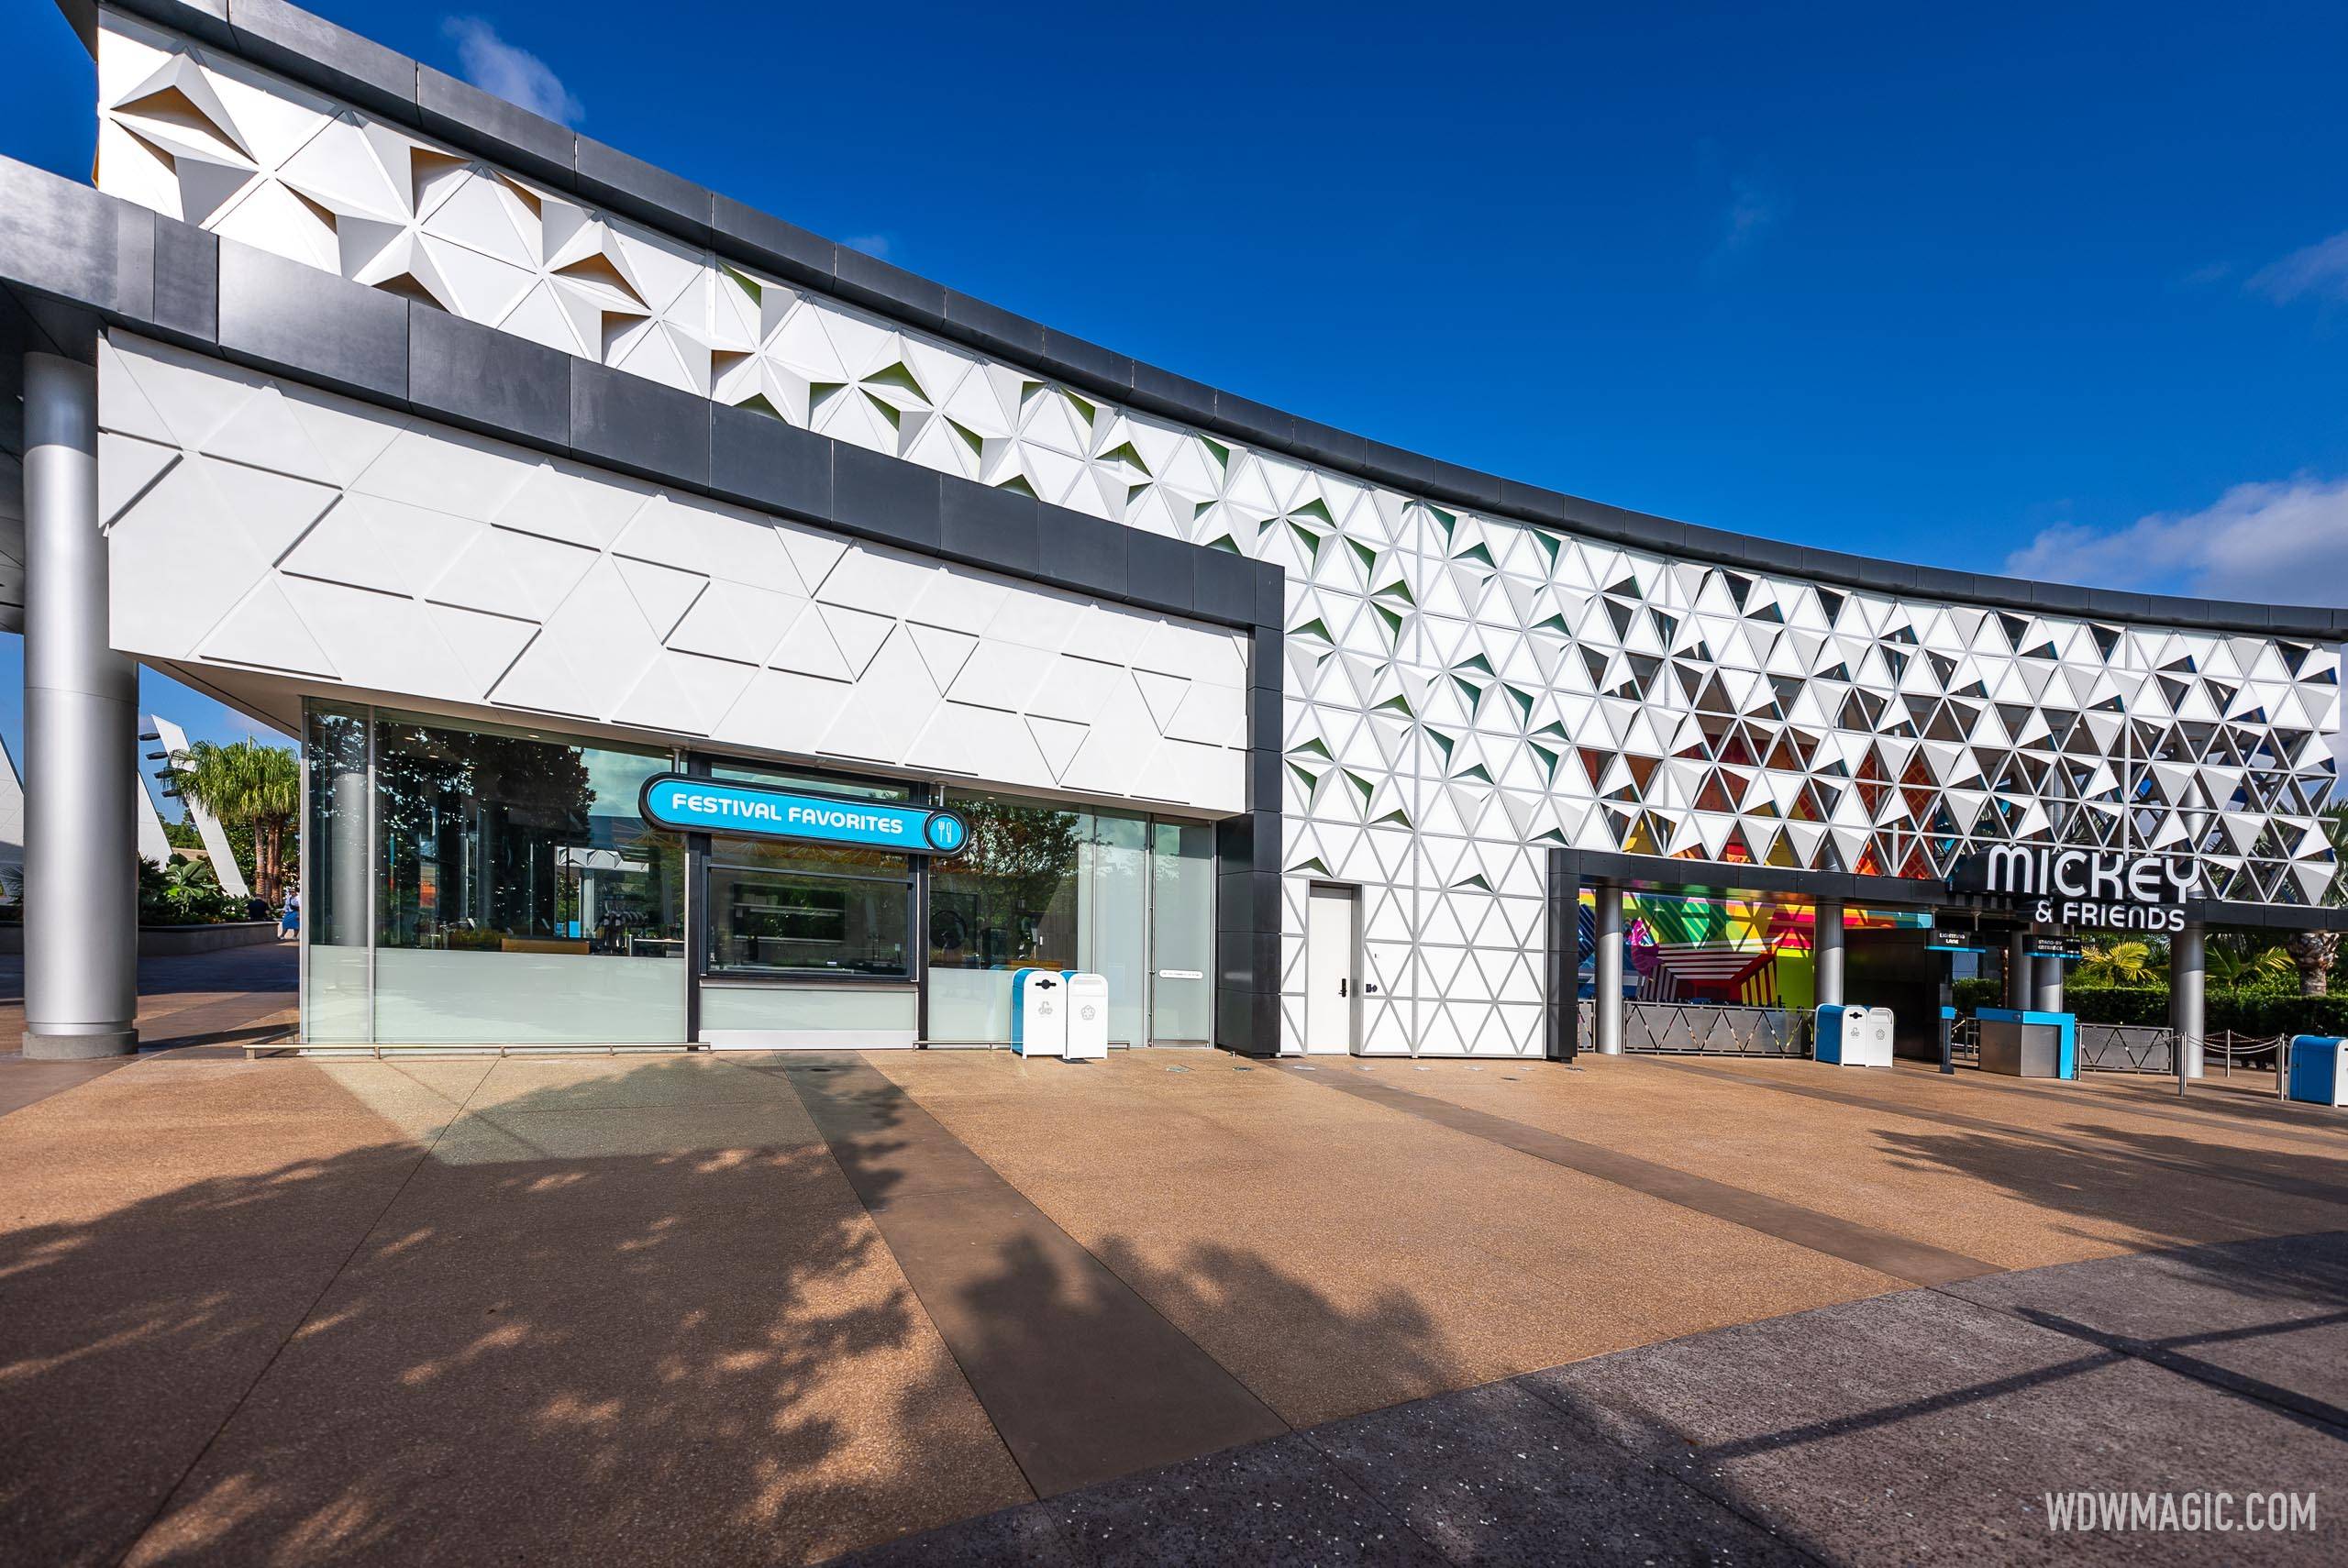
639 775 969 856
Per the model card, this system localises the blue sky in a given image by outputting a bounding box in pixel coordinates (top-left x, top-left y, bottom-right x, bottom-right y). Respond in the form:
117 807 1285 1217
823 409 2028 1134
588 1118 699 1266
7 0 2348 776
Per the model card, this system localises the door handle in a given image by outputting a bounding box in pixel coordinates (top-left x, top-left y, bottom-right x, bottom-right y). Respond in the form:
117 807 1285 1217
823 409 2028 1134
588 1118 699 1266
1337 978 1349 998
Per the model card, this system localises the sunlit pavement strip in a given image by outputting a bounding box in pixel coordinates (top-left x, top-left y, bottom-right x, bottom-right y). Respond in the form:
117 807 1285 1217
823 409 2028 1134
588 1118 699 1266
1645 1056 2348 1176
1300 1063 1999 1286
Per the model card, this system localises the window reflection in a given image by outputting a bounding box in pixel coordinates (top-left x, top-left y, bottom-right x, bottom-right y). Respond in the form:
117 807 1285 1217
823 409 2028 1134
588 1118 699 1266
926 793 1193 1046
372 713 684 956
928 797 1081 975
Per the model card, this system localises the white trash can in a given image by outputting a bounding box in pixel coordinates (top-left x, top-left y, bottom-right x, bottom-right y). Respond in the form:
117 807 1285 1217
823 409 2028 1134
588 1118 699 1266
1011 968 1068 1058
1063 972 1110 1060
1815 1004 1894 1067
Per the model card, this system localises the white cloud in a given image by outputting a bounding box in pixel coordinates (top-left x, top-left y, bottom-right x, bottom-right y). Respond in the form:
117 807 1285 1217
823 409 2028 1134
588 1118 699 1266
2248 229 2348 304
443 17 582 127
2006 480 2348 773
841 234 892 261
2003 476 2348 604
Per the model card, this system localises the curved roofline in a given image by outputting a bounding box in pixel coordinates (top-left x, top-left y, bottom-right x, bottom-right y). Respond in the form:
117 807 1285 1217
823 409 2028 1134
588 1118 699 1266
71 0 2348 643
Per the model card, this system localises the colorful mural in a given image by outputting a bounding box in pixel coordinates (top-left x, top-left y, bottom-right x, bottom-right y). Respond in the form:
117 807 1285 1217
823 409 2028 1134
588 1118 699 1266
1577 889 1928 1009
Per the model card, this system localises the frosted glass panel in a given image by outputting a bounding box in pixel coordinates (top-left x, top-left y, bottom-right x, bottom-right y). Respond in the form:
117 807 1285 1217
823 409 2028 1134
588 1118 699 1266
1080 812 1146 1048
374 949 685 1043
1149 821 1214 1042
699 984 916 1047
926 967 1013 1043
304 944 371 1043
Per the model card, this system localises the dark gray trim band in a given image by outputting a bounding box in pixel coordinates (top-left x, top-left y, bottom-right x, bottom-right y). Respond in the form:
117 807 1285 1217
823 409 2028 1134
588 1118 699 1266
1554 847 1944 910
59 0 2348 640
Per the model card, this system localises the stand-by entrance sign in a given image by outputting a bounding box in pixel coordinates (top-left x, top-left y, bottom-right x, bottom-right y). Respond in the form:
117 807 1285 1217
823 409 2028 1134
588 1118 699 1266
639 775 969 855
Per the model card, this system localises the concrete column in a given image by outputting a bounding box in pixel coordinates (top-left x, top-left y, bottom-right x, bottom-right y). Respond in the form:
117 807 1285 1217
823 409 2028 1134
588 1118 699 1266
1593 882 1624 1055
21 354 138 1059
2170 921 2205 1082
2035 954 2066 1014
1814 899 1845 1007
2007 930 2033 1010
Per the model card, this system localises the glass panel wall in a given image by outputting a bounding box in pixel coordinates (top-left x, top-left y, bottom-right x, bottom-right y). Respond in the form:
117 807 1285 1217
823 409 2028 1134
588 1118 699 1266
1149 821 1215 1042
925 792 1212 1046
370 711 685 1043
298 702 1215 1050
1080 813 1147 1047
927 793 1080 1042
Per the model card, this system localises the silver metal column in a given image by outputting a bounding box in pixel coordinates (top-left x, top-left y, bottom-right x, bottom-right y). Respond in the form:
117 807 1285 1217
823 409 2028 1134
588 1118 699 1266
2170 921 2205 1082
2007 930 2032 1010
1593 882 1624 1055
21 353 138 1059
2035 954 2066 1013
1814 899 1845 1007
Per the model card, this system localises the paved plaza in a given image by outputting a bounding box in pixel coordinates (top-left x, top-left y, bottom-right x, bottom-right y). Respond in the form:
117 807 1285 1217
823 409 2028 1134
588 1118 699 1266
2 1010 2342 1564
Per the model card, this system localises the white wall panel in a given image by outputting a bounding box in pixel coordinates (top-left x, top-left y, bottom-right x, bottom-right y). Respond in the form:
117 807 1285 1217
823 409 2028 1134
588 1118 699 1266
100 335 1250 814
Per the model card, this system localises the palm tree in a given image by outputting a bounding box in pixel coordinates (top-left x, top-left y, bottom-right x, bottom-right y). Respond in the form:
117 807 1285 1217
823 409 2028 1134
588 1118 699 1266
2205 937 2291 990
170 738 300 905
2076 939 2154 986
2284 930 2338 997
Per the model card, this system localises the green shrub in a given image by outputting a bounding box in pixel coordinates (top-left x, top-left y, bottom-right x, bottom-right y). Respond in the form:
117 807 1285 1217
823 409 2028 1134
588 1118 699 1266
137 856 241 925
2062 984 2348 1036
1953 977 2004 1013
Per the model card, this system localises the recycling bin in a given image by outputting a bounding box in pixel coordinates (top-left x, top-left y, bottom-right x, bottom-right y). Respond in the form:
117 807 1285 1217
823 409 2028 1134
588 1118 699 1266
2285 1035 2348 1107
1815 1004 1894 1066
1010 968 1068 1058
1063 972 1111 1060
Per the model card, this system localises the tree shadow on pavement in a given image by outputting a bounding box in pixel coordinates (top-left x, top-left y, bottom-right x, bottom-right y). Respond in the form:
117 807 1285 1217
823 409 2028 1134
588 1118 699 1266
0 1055 1488 1568
1873 1115 2348 1271
0 1063 1015 1568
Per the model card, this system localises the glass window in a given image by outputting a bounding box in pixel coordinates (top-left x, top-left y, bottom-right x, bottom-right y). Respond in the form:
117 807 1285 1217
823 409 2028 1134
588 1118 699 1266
711 762 909 801
1150 821 1215 1042
701 769 914 978
372 713 683 955
368 712 685 1044
927 794 1081 1041
1080 811 1147 1048
706 852 913 977
925 793 1188 1047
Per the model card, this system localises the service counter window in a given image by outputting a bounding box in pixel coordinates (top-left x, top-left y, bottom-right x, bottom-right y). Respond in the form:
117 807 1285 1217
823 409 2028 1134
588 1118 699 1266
705 838 914 977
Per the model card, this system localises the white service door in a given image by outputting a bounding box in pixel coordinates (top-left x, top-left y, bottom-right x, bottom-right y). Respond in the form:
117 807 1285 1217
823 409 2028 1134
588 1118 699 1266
1304 886 1357 1054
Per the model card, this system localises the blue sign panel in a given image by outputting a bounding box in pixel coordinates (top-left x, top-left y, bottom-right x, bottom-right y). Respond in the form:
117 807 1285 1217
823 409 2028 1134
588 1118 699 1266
638 775 969 856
